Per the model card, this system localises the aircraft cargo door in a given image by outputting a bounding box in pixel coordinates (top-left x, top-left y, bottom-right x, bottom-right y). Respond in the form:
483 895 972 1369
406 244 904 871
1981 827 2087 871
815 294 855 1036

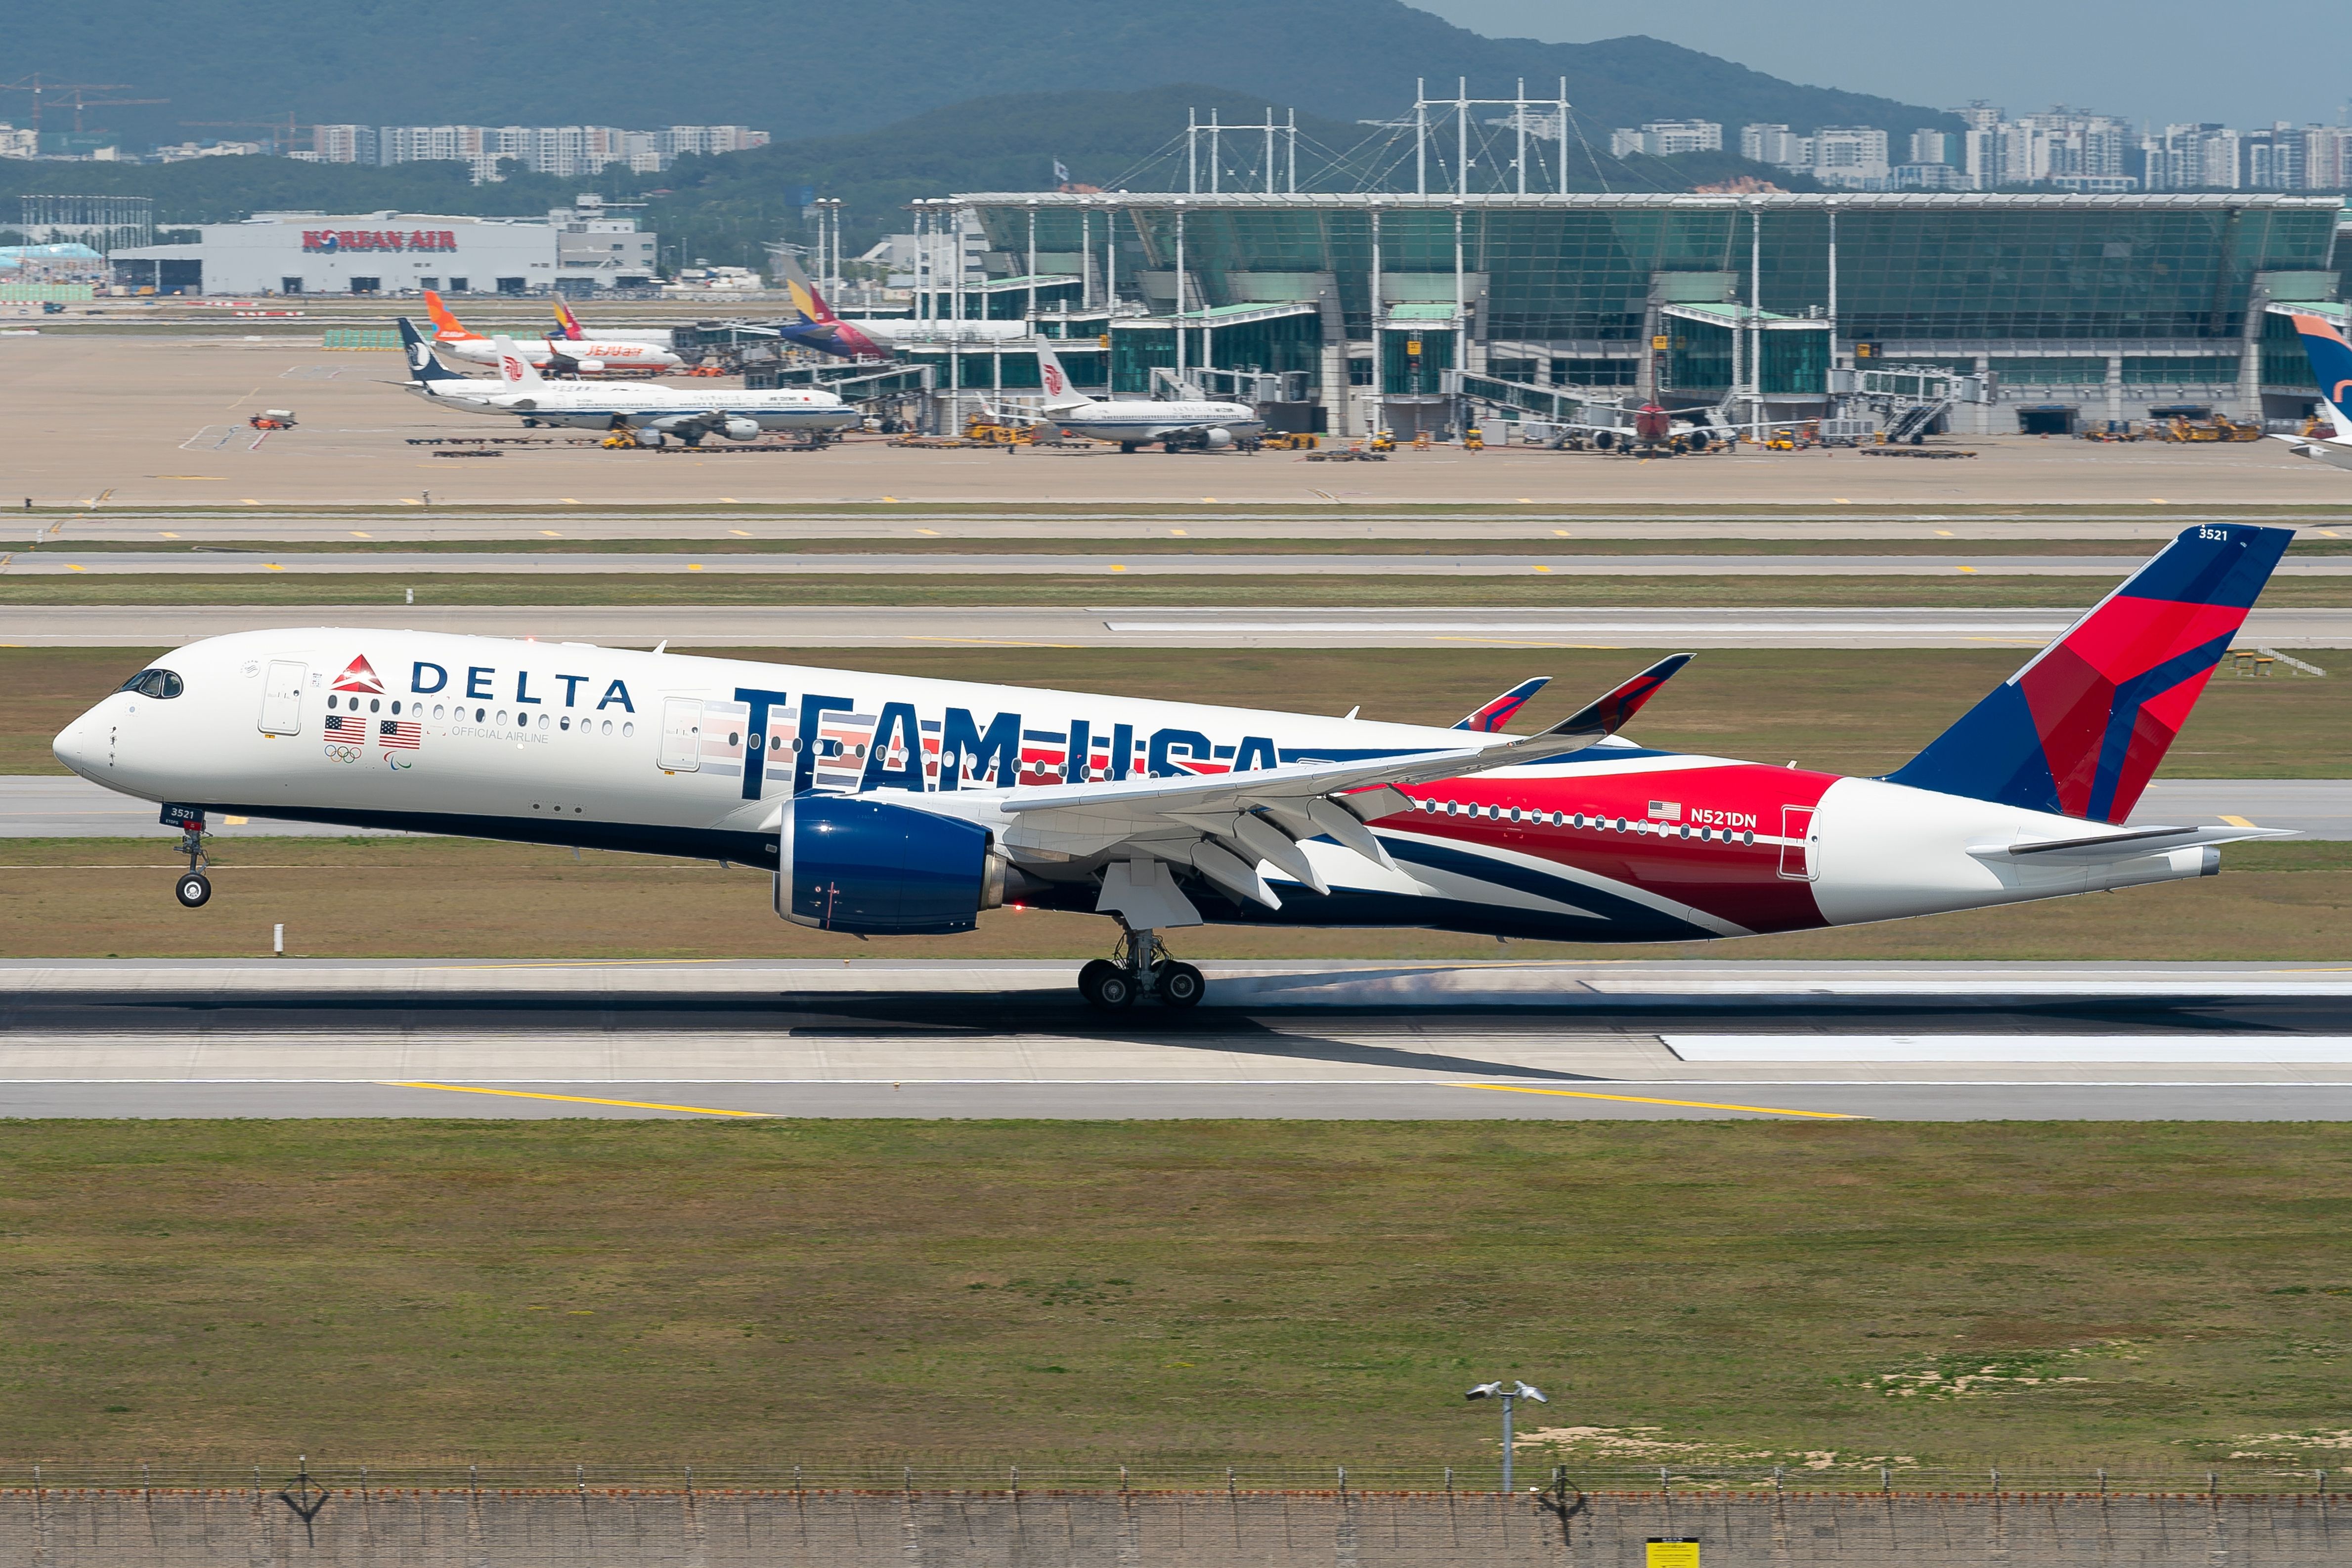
658 697 703 772
258 660 306 735
1777 805 1818 881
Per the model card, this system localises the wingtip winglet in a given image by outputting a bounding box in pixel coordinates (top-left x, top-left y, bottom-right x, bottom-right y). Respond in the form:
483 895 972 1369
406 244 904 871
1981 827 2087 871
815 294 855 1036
1540 653 1695 741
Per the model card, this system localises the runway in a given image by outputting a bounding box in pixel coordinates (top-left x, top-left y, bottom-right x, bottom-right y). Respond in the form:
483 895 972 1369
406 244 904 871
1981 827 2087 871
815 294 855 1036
6 776 2340 838
6 958 2351 1120
8 603 2349 647
8 551 2348 578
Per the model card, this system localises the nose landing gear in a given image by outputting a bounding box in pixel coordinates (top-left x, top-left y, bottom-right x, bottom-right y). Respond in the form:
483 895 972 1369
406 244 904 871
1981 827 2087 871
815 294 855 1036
1078 927 1204 1011
171 818 212 907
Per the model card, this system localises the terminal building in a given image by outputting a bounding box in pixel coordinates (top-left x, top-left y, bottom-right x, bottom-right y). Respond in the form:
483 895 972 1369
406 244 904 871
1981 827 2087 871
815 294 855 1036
110 199 657 297
905 190 2350 438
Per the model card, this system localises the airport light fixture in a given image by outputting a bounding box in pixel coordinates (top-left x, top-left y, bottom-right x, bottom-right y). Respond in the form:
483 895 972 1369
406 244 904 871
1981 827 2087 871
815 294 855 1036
1464 1379 1546 1493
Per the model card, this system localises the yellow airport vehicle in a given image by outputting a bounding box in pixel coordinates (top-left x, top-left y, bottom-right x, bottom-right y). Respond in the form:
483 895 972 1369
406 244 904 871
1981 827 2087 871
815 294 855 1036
1261 431 1319 451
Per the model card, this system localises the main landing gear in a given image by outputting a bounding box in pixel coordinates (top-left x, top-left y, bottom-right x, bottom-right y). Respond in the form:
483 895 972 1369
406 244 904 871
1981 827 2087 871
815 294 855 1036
173 822 212 908
1078 927 1204 1011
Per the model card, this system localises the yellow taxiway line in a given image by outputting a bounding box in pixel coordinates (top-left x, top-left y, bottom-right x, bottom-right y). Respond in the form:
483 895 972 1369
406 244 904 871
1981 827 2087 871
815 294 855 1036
1454 1083 1864 1119
382 1081 768 1117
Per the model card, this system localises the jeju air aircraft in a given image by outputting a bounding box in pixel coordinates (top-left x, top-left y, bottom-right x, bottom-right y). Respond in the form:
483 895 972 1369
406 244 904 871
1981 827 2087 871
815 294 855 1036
420 289 683 376
550 296 674 348
398 320 859 444
53 525 2291 1011
2272 311 2352 473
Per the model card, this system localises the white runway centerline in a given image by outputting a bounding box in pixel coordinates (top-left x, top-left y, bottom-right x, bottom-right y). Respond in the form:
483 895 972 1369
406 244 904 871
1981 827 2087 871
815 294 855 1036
1667 1034 2352 1064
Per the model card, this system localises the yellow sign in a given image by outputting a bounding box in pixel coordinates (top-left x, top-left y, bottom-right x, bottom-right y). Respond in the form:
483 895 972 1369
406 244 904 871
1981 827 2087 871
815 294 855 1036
1098 334 1111 349
1406 338 1423 355
1646 1541 1700 1568
1652 334 1671 350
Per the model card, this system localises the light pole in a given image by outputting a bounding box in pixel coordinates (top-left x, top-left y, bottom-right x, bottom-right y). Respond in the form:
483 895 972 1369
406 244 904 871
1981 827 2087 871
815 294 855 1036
1465 1379 1547 1494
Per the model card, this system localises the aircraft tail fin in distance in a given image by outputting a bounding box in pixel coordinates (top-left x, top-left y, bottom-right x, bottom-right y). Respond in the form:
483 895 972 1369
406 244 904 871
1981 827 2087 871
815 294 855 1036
397 317 468 384
551 298 585 341
423 289 478 342
489 335 546 390
1886 523 2295 824
1538 654 1693 742
2290 311 2352 439
786 277 841 324
1453 676 1551 732
1034 340 1086 411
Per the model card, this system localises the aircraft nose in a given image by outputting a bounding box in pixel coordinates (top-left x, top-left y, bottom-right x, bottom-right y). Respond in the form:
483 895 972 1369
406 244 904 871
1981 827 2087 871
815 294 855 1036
53 705 108 779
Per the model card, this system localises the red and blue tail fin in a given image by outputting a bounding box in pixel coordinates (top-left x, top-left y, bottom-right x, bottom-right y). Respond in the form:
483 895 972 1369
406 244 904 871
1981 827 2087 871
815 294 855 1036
2290 311 2352 438
1886 524 2293 823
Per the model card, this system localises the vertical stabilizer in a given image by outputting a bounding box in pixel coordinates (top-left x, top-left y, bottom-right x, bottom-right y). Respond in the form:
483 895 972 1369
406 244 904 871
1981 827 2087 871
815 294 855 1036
2290 311 2352 439
423 290 480 343
1886 524 2294 823
489 336 547 390
1035 341 1086 411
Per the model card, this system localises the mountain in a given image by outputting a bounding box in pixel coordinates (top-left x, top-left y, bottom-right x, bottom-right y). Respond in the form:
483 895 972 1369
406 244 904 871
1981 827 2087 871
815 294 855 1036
5 0 1952 154
0 85 1821 270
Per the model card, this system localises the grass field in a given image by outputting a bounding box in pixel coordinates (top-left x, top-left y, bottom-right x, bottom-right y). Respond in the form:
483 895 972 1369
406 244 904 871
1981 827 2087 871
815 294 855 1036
10 647 2344 779
4 1119 2352 1469
8 573 2352 608
3 838 2343 961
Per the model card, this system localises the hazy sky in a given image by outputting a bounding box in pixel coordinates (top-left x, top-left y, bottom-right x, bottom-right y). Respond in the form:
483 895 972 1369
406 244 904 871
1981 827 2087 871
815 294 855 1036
1412 0 2342 129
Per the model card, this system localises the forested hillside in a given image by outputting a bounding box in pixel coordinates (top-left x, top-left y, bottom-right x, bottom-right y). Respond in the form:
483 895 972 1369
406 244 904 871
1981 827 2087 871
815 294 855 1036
7 0 1949 151
0 85 1816 271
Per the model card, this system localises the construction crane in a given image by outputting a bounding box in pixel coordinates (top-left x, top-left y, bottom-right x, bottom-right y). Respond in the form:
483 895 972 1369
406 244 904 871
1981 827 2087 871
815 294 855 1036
0 76 166 135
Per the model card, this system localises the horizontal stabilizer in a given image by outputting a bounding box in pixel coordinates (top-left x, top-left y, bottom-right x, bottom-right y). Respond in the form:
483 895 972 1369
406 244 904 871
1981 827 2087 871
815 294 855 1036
1967 823 2296 862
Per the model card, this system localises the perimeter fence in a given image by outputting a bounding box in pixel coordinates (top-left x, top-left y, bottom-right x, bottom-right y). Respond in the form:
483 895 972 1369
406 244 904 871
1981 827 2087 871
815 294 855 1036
9 1464 2351 1567
2 1459 2344 1497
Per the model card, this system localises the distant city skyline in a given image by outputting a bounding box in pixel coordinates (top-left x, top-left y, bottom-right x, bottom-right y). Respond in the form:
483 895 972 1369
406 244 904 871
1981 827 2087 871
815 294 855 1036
1411 0 2343 131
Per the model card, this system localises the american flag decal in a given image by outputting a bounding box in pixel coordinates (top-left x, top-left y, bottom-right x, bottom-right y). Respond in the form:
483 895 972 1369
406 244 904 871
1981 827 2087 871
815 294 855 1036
379 719 421 750
323 712 366 739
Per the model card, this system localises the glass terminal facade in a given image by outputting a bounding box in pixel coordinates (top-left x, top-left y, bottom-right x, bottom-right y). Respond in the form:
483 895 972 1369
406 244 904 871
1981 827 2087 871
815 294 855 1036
945 192 2344 436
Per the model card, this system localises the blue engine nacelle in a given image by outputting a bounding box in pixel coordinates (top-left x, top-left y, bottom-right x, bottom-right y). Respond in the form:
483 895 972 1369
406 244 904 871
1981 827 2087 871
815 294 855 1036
776 794 1004 935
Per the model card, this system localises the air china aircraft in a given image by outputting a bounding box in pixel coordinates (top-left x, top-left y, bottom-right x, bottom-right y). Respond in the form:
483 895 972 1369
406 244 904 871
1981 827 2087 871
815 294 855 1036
398 319 860 445
54 526 2291 1010
422 291 683 376
1035 343 1264 452
2271 311 2352 474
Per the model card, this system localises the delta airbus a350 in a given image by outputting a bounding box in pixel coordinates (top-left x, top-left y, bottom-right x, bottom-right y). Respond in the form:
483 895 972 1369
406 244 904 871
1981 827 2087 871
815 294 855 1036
54 526 2290 1009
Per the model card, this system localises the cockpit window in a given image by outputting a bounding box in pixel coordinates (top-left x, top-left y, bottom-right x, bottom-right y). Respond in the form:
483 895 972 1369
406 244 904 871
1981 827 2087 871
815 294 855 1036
117 669 185 699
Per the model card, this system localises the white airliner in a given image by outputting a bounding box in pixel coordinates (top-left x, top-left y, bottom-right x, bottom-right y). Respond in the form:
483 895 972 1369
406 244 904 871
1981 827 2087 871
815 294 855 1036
425 291 683 376
52 526 2292 1011
1034 342 1264 452
398 319 860 444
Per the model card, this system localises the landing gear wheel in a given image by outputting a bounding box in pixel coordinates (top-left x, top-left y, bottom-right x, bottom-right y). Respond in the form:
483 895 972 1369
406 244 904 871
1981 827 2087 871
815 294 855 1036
1158 961 1205 1008
174 872 212 909
1078 958 1120 1007
1090 967 1139 1010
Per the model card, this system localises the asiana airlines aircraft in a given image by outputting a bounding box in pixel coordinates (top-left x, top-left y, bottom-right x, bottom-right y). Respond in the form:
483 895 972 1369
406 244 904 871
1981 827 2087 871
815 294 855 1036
54 526 2292 1010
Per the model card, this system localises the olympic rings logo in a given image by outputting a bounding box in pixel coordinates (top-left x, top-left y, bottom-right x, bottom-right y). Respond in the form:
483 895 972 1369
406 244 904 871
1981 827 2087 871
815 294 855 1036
325 744 361 763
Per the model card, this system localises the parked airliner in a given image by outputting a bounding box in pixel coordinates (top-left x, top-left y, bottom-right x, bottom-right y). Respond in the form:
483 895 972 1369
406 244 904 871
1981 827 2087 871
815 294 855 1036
1034 343 1264 452
397 319 860 444
53 526 2292 1009
2272 311 2352 473
424 291 683 376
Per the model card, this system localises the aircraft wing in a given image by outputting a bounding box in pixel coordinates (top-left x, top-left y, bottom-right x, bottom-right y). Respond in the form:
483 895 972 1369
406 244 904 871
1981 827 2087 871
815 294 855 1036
993 655 1691 908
